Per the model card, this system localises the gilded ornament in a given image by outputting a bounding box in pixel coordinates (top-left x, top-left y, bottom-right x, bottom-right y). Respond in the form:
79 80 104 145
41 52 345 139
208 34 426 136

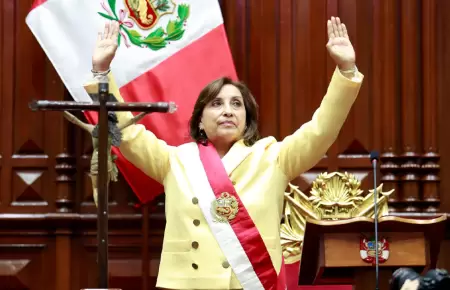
280 171 394 264
211 192 239 223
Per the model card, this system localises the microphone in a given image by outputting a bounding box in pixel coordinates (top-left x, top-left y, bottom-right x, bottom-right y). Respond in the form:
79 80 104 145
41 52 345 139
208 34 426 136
370 151 380 290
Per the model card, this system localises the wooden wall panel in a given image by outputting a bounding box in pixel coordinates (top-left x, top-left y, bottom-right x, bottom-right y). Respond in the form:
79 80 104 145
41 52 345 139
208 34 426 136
0 0 449 289
221 0 445 214
437 0 450 223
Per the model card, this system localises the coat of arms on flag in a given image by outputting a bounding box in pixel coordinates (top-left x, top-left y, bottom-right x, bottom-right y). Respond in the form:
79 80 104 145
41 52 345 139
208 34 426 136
98 0 190 50
360 236 390 264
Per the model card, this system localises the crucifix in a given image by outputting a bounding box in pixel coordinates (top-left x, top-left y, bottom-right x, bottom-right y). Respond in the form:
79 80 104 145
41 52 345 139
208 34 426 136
29 76 176 289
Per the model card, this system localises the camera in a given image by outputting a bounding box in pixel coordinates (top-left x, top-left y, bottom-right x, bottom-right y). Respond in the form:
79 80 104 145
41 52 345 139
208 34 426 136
390 267 450 290
421 268 450 289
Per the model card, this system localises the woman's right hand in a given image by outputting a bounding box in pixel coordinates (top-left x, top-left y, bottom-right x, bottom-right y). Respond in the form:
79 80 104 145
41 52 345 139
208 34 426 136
92 21 120 72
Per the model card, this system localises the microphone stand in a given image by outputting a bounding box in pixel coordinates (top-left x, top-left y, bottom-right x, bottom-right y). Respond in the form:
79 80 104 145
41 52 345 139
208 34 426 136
371 152 380 290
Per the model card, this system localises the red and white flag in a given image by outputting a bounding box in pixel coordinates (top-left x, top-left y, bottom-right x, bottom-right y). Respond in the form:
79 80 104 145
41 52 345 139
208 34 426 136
26 0 237 204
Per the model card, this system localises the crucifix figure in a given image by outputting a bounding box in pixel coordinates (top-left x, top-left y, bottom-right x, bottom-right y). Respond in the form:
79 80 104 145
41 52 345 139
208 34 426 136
29 76 176 289
62 109 150 207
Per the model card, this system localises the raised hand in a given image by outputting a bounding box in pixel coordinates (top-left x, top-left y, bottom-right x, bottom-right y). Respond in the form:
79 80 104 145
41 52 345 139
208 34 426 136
92 21 120 72
326 17 356 71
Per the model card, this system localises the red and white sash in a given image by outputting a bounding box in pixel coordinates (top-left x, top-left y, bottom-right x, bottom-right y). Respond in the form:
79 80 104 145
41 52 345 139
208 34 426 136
178 141 286 290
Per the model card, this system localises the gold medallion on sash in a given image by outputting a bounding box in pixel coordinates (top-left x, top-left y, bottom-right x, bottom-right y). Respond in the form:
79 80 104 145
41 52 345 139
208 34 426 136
211 192 239 222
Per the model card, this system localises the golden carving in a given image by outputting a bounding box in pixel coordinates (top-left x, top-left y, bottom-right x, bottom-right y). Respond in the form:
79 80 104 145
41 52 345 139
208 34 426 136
280 171 394 264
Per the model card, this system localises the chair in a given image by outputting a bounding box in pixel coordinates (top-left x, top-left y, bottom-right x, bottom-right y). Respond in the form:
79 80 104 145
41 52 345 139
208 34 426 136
280 172 394 289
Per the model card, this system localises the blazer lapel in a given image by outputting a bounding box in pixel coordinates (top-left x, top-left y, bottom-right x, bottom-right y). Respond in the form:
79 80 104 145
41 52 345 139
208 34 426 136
221 140 253 175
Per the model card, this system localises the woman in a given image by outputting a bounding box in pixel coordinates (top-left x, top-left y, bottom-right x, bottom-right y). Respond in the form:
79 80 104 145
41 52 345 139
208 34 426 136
85 17 363 290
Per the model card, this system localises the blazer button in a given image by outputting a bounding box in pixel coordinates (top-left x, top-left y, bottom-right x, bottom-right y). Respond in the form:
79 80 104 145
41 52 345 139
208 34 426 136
222 261 230 268
192 241 199 249
192 197 198 204
193 219 200 226
192 263 198 270
232 181 236 185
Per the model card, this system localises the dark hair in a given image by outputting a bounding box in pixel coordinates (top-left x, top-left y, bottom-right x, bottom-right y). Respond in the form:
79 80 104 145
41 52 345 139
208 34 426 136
421 269 450 290
390 268 421 290
189 77 260 146
92 112 122 146
390 268 450 290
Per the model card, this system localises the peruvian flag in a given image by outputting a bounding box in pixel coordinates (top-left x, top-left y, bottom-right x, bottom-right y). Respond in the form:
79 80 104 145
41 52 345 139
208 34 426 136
25 0 237 204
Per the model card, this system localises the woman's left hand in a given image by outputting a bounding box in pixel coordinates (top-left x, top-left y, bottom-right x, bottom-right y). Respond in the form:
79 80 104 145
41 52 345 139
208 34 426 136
326 16 356 71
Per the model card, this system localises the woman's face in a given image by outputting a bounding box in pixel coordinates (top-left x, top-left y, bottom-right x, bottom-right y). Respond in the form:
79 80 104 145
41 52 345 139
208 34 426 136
200 84 247 146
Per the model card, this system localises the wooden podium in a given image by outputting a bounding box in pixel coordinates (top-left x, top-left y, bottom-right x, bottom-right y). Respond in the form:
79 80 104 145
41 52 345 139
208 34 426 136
298 215 447 290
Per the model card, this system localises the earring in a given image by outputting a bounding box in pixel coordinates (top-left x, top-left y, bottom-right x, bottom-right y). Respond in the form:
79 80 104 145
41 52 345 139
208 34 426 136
199 129 208 145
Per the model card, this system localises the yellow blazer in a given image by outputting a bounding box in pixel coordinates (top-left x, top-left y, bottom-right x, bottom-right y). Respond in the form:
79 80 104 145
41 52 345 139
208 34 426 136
84 67 363 289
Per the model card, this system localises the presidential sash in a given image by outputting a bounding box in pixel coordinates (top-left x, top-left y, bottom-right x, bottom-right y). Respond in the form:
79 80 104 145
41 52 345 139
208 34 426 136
178 141 286 290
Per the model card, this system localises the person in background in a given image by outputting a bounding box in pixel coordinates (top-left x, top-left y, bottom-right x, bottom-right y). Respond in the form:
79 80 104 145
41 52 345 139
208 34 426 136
390 267 450 290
